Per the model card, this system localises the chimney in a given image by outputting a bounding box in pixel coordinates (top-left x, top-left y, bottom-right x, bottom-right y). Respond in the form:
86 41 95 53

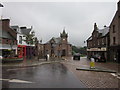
94 23 98 31
1 19 10 27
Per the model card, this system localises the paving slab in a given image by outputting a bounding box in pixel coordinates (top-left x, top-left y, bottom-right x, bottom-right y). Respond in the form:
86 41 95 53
76 67 117 73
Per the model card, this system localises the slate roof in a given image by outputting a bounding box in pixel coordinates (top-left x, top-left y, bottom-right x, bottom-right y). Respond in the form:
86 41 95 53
87 36 92 41
87 26 109 41
97 27 109 36
46 37 61 44
20 27 31 35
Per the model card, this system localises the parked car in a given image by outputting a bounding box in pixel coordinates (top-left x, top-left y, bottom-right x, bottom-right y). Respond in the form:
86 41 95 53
93 54 100 62
73 53 80 60
93 54 106 62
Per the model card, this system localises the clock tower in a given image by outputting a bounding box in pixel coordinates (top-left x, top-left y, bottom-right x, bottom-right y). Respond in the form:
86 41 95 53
60 29 68 44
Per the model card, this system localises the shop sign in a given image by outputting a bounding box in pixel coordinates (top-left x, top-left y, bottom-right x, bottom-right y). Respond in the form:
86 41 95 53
87 47 107 51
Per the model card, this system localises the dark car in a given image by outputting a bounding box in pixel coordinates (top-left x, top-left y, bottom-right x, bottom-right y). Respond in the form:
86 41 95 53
73 53 80 60
93 54 106 62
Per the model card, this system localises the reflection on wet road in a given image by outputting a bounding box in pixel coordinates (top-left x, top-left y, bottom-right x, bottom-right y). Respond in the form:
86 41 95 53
2 63 86 88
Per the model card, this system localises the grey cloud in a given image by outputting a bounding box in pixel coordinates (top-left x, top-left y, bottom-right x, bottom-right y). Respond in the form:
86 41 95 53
2 2 117 46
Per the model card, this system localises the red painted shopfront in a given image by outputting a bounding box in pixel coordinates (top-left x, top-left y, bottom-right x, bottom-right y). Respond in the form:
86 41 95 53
17 45 26 58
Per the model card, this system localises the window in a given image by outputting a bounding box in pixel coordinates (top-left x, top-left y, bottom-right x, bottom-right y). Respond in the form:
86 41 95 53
102 38 104 45
98 40 99 45
6 39 9 44
19 36 22 44
113 37 116 45
113 25 115 33
14 29 17 31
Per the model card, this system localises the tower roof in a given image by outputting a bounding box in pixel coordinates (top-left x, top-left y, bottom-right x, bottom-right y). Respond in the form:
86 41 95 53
94 23 98 31
60 28 68 38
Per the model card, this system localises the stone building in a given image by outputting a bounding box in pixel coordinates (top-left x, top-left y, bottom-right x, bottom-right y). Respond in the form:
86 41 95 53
43 29 72 58
0 19 17 57
109 1 120 63
36 42 44 59
87 23 109 61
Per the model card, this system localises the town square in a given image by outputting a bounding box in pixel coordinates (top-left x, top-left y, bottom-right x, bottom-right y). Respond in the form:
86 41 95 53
0 0 120 89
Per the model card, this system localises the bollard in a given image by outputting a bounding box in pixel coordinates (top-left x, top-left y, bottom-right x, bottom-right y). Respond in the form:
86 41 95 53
90 57 95 69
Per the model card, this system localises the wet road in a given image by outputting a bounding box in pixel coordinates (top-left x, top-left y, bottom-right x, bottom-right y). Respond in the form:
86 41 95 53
2 63 86 88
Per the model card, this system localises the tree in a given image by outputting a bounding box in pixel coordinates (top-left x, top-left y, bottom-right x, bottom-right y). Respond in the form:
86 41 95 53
72 46 87 55
23 31 37 45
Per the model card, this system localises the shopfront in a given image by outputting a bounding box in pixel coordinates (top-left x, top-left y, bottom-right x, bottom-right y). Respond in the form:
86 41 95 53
17 45 26 58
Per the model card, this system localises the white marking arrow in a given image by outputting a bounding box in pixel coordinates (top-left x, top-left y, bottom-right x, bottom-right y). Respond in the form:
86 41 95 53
110 73 117 77
0 78 34 83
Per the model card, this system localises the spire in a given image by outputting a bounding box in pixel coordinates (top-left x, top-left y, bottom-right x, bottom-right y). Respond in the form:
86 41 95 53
60 27 68 38
94 23 98 30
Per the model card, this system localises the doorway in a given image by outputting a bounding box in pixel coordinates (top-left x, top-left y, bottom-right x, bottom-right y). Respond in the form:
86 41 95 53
62 49 66 56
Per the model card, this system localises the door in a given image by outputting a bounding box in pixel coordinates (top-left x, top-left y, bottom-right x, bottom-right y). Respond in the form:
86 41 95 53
62 49 66 56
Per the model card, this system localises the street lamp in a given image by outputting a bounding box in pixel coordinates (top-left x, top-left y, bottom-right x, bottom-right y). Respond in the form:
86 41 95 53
0 3 3 7
0 3 3 20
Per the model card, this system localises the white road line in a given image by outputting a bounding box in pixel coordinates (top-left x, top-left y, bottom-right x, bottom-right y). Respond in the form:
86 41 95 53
110 73 120 79
111 73 117 77
0 78 34 83
0 78 9 81
117 76 120 79
9 79 34 83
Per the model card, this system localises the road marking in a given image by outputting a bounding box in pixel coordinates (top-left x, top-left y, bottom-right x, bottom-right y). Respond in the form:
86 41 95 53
111 73 117 77
110 73 120 79
0 78 34 83
0 78 9 81
117 76 120 79
9 79 34 83
7 68 31 71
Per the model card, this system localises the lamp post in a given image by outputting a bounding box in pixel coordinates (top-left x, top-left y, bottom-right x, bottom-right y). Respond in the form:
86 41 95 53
0 3 3 20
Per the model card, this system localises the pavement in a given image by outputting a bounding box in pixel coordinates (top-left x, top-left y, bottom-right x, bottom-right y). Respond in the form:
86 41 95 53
61 57 120 88
1 58 63 68
76 67 117 73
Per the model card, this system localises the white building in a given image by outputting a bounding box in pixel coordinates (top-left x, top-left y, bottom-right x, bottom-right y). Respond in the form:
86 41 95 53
11 26 36 58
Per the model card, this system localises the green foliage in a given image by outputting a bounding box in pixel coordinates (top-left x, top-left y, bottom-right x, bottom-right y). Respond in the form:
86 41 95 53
72 46 87 55
23 31 37 45
72 46 79 53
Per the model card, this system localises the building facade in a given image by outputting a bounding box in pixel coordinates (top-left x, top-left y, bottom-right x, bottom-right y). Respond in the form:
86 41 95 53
0 19 17 58
40 29 72 58
36 42 45 59
87 23 109 61
11 26 37 59
109 1 120 63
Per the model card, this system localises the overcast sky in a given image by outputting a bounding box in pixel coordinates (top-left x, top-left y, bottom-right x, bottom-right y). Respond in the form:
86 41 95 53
1 1 118 46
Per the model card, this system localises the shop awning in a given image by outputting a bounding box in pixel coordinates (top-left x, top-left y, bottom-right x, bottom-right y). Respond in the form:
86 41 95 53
0 44 17 50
